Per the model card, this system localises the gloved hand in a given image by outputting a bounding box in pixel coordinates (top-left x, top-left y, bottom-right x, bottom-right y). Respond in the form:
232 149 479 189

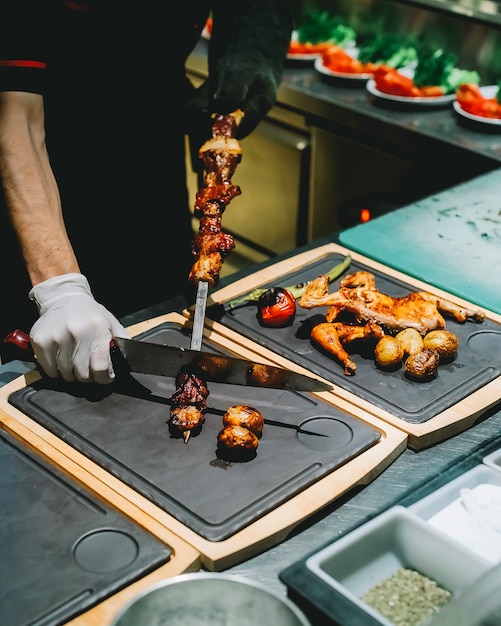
28 273 129 385
185 0 293 144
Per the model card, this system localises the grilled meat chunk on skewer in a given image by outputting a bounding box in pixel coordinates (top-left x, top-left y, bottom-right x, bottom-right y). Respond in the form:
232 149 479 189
218 404 264 461
189 111 243 287
170 405 205 441
218 425 259 451
190 200 236 288
217 424 259 462
222 404 264 437
169 366 209 442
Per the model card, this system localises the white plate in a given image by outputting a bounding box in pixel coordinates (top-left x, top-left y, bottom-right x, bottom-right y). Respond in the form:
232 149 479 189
314 55 373 81
288 51 322 61
454 85 501 125
366 78 456 106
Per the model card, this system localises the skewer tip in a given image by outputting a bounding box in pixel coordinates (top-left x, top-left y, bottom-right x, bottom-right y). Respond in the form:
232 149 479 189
183 430 191 444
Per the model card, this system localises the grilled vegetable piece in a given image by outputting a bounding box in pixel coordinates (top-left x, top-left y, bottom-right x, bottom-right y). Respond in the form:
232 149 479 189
257 287 296 327
404 348 440 380
374 336 404 369
395 328 424 358
423 329 459 361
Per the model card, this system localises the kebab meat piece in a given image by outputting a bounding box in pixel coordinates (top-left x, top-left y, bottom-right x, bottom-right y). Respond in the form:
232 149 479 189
189 110 244 288
222 404 264 437
169 365 209 443
170 111 244 442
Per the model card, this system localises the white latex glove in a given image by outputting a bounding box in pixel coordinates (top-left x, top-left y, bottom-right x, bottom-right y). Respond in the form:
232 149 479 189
29 273 129 384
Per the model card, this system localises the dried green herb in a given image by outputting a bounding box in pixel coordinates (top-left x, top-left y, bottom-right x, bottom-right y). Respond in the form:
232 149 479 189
361 567 452 626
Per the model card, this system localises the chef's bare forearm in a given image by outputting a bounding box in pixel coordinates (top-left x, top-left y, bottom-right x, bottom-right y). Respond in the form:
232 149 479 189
0 91 79 286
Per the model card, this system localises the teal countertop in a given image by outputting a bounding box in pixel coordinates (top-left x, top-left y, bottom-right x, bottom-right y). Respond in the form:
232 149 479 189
339 168 501 315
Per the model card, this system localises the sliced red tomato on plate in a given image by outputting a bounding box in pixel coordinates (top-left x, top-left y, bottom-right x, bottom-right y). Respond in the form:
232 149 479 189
373 67 419 97
456 83 501 118
321 46 378 75
373 67 446 98
288 40 332 56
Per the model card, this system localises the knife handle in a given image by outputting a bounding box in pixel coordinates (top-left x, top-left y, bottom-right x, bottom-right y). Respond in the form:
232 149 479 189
4 329 35 360
4 329 117 362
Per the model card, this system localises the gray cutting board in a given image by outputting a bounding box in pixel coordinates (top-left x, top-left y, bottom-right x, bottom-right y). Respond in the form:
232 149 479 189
339 171 501 315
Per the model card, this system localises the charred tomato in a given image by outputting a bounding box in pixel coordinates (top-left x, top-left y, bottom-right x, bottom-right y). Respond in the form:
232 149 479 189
257 287 296 327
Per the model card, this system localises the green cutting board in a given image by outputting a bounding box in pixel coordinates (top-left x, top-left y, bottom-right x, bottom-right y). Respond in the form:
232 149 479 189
339 170 501 315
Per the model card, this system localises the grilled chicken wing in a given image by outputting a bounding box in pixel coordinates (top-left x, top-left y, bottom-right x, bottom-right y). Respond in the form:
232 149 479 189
300 271 484 335
310 322 357 375
311 321 384 375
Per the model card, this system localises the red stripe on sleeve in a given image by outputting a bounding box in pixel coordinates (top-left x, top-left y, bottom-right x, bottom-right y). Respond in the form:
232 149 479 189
0 60 47 69
65 1 90 11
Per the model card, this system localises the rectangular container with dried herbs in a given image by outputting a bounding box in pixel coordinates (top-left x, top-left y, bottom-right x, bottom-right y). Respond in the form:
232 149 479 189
305 506 491 626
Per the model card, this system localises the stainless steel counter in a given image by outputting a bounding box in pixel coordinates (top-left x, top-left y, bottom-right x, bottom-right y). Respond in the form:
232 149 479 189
187 39 501 167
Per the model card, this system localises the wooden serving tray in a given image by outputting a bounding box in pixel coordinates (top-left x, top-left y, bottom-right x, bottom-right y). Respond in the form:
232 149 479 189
0 312 406 572
191 243 501 450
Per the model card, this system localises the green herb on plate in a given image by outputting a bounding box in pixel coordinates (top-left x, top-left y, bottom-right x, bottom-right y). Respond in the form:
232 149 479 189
297 11 356 47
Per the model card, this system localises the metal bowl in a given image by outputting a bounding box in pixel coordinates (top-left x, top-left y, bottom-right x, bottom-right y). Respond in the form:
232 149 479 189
110 572 311 626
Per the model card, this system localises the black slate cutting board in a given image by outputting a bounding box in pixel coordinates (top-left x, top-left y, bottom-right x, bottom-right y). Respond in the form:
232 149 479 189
8 322 381 543
206 251 501 424
1 429 171 626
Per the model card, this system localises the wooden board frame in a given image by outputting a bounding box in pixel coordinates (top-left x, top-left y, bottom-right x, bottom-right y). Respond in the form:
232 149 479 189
0 311 406 573
185 243 501 450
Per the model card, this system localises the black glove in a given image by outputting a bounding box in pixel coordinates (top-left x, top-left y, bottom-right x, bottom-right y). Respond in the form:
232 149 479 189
185 0 292 144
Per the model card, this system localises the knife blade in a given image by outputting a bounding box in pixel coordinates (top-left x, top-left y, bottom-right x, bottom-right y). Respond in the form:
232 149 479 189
191 280 208 352
112 336 332 392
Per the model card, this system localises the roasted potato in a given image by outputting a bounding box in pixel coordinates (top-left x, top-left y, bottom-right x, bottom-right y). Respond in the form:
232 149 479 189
423 329 459 361
374 336 404 369
395 328 424 358
404 348 440 380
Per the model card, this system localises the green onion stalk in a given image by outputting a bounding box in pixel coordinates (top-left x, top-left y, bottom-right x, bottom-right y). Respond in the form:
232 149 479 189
226 254 352 310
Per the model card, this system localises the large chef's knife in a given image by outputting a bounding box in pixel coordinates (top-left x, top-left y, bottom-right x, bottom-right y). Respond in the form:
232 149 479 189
4 330 332 392
113 336 332 392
